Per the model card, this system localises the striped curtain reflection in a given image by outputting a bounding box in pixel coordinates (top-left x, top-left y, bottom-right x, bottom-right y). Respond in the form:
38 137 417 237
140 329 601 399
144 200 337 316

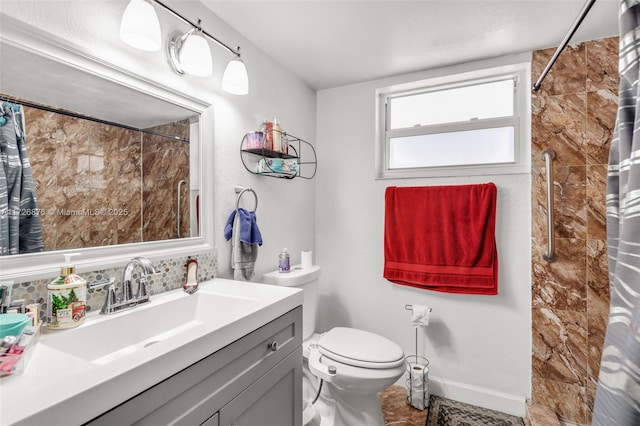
0 101 44 255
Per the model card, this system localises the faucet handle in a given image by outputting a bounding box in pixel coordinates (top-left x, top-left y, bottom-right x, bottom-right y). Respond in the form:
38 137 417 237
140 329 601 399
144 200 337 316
101 283 118 314
87 277 115 293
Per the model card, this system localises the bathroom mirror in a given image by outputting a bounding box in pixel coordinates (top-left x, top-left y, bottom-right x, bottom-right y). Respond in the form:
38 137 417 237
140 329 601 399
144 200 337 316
0 16 215 281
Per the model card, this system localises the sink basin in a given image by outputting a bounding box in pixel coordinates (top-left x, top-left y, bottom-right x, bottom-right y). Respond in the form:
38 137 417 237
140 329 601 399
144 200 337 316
42 291 257 365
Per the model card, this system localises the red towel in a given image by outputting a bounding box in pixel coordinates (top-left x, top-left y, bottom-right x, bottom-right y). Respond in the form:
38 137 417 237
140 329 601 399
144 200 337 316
383 183 498 295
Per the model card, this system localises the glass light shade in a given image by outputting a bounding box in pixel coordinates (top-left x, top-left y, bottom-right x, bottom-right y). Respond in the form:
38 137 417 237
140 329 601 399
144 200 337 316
222 57 249 95
178 33 213 77
120 0 161 52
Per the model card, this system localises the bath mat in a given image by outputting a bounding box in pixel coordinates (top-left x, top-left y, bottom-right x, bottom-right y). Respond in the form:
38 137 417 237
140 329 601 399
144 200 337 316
425 395 524 426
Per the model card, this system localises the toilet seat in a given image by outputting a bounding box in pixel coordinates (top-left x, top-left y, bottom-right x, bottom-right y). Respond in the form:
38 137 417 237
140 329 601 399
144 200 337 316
318 327 405 369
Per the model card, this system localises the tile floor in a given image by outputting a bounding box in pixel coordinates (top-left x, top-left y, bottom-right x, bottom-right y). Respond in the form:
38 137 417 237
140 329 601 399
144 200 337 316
380 385 428 426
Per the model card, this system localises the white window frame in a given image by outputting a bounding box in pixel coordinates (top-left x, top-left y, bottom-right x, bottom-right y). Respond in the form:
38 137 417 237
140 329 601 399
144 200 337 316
375 60 531 179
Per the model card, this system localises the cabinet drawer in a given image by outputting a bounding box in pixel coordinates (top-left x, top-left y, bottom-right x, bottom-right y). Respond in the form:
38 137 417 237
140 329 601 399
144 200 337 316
85 306 302 426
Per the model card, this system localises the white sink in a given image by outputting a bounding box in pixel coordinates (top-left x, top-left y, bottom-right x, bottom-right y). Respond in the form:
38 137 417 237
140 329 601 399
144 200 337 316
42 291 258 365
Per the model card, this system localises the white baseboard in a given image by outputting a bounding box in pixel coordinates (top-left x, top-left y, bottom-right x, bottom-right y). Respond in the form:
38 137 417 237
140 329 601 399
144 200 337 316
427 375 526 417
394 375 527 417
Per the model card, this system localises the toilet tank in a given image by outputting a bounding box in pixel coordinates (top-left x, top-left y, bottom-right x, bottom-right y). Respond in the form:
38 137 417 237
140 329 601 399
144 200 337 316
262 265 321 340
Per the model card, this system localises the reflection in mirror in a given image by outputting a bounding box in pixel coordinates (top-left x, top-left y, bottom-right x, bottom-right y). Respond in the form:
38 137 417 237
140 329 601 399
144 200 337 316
0 44 200 256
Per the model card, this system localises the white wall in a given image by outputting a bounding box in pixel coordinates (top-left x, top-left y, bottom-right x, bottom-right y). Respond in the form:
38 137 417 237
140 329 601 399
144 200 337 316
0 0 317 279
316 55 532 416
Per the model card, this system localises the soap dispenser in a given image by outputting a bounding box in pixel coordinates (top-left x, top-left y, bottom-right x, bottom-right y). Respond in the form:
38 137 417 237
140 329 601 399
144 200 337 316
47 253 87 330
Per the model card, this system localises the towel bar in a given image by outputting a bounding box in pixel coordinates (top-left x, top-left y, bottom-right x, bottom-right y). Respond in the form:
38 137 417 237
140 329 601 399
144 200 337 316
235 185 258 212
542 149 557 262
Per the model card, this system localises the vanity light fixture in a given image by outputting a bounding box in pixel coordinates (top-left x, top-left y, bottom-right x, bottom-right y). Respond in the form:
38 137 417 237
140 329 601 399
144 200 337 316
119 0 249 95
168 23 213 77
222 48 249 95
119 0 162 52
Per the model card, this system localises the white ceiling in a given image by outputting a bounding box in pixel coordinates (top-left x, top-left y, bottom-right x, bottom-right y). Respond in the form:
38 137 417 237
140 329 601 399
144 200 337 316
204 0 619 90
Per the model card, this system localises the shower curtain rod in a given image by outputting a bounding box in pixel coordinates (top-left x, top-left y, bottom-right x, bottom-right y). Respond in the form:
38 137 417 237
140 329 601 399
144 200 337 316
533 0 596 91
0 95 189 143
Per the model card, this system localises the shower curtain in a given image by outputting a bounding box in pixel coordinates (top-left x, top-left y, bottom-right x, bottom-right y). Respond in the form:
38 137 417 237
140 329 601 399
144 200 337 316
593 1 640 423
0 101 44 255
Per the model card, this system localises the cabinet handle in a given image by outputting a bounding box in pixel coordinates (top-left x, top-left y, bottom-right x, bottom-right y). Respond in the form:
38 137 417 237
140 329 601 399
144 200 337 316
268 340 278 352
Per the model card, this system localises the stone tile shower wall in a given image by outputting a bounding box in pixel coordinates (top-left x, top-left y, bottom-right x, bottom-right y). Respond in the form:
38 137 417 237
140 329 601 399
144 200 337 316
531 37 618 424
23 106 190 250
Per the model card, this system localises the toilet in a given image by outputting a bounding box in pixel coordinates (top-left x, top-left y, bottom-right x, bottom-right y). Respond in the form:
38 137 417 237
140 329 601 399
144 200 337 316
262 265 405 426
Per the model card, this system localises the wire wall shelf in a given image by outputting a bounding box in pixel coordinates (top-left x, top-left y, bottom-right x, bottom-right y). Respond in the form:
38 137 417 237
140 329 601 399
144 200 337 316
240 130 317 180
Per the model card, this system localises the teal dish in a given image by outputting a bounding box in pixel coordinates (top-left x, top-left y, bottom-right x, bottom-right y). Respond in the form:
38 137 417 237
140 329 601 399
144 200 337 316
0 313 31 339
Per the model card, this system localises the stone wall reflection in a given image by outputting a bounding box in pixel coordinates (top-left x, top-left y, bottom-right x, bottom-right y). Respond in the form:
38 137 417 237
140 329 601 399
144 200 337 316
24 107 190 251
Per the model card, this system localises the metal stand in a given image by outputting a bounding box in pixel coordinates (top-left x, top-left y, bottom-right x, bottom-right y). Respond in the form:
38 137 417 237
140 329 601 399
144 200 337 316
404 305 430 409
405 354 429 409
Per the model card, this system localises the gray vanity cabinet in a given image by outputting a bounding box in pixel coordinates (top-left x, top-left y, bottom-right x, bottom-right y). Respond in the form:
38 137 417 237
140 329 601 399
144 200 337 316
85 307 302 426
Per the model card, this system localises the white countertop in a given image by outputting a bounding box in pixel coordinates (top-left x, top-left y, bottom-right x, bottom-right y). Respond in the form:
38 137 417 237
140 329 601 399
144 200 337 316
0 278 302 426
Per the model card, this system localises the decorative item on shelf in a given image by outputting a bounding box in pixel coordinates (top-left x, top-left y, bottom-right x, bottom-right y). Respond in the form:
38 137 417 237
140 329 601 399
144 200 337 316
256 158 299 176
273 117 282 152
260 119 274 150
245 131 265 149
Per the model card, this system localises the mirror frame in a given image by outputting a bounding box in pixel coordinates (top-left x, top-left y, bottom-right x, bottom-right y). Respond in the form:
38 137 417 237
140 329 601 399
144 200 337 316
0 16 215 282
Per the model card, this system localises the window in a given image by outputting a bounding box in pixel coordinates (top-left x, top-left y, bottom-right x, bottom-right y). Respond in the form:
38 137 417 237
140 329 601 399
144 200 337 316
375 62 530 178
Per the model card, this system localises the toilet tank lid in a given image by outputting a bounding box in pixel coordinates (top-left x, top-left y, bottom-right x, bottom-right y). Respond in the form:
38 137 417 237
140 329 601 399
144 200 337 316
261 265 321 287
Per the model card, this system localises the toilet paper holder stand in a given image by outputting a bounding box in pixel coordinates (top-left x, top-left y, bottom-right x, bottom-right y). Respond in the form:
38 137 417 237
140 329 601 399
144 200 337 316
404 304 430 409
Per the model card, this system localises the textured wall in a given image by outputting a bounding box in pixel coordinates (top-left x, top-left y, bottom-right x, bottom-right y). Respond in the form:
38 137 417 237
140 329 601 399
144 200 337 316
531 37 618 424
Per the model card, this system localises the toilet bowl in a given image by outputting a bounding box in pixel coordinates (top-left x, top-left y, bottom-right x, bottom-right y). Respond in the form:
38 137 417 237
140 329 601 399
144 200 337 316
262 266 405 426
308 327 405 426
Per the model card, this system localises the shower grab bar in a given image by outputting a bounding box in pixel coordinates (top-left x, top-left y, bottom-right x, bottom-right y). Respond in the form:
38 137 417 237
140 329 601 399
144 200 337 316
542 149 557 262
533 0 596 91
177 179 186 238
235 185 258 212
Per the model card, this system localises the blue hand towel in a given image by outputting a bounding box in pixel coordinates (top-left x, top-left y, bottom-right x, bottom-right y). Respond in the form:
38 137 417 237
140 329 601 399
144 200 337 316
224 208 263 246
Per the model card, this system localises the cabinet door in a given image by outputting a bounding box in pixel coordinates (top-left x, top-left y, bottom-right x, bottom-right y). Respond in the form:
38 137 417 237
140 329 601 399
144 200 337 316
219 347 302 426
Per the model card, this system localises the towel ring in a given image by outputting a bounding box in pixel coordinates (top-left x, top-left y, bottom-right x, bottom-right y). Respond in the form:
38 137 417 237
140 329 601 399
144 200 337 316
235 185 258 212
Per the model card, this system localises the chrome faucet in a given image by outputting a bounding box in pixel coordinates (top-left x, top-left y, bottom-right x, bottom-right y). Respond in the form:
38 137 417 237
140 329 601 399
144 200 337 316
95 257 158 315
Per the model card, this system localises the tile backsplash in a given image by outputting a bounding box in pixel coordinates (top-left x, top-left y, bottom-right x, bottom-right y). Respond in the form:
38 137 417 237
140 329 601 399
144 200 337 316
8 250 217 322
